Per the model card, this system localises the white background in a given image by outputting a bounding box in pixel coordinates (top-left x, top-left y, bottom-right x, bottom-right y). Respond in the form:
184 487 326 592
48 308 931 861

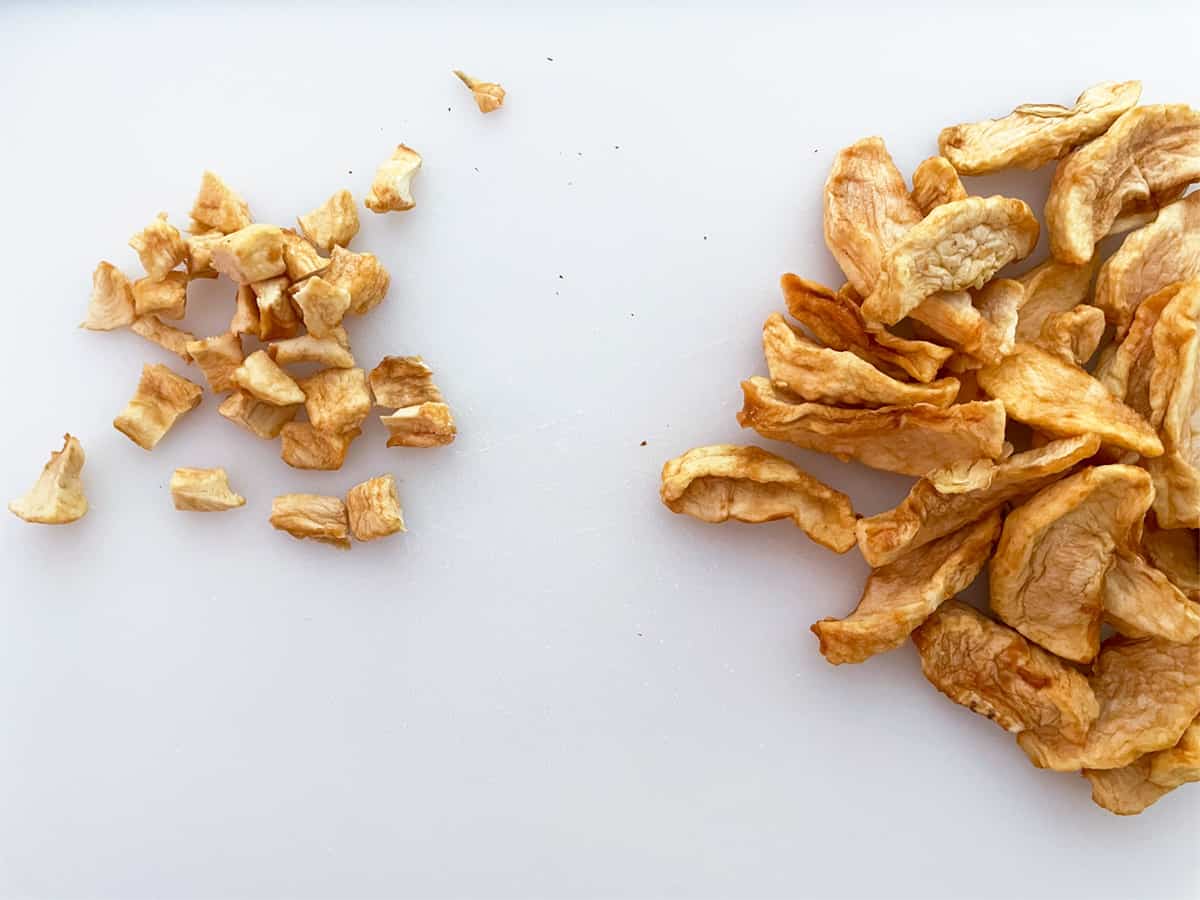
1 3 1197 898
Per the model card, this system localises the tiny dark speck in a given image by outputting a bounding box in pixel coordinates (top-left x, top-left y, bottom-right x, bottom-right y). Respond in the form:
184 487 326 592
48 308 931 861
614 145 620 150
629 312 635 318
448 107 452 112
547 56 554 62
637 632 643 637
640 440 647 447
558 274 564 279
813 148 819 153
474 167 479 173
703 235 708 241
348 170 353 175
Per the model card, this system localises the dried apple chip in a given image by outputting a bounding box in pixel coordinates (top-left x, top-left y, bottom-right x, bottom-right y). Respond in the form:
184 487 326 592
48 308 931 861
229 284 261 339
1092 192 1200 333
297 189 359 253
738 377 1006 477
9 434 87 525
82 262 134 331
762 313 959 408
298 367 371 434
1024 635 1200 771
912 601 1099 767
190 171 252 234
1102 551 1200 642
269 493 351 549
129 213 186 281
977 342 1162 456
269 333 355 369
812 511 1001 665
1046 105 1200 264
1094 282 1178 419
232 350 305 406
938 81 1141 175
113 363 203 450
185 333 244 393
990 465 1154 664
211 224 287 284
453 70 506 114
252 275 301 341
781 275 951 383
291 275 350 338
184 229 224 279
908 290 1009 366
860 196 1039 326
1015 256 1097 342
280 422 360 470
368 356 445 408
169 467 245 512
365 144 421 213
823 137 923 297
1036 304 1106 365
1145 278 1200 528
325 246 390 315
381 402 456 448
910 156 967 216
1142 521 1199 601
856 434 1100 567
659 444 857 553
128 316 194 363
1085 718 1200 815
218 390 297 439
346 474 407 541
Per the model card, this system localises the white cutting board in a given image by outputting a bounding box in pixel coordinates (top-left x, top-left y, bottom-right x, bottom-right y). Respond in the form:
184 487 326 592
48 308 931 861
1 3 1196 898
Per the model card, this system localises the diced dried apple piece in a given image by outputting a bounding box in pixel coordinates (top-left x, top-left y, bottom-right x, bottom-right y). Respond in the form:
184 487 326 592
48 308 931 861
1015 256 1097 342
217 390 297 439
269 333 355 369
1145 278 1200 528
856 433 1100 567
325 246 390 315
9 434 87 525
291 275 350 338
1102 551 1200 643
82 262 134 330
990 464 1154 664
762 313 959 408
912 601 1099 768
659 444 856 553
130 315 196 363
297 189 359 252
1036 304 1106 365
113 363 203 450
453 70 506 113
269 493 350 549
977 342 1162 457
169 467 245 512
823 137 923 298
298 367 371 434
211 224 287 284
231 350 305 406
229 284 261 339
364 144 421 213
861 196 1039 326
368 356 444 407
129 213 186 280
132 271 188 319
346 474 407 541
812 511 1001 665
281 228 328 282
1046 105 1200 264
280 422 361 470
1142 521 1200 601
910 156 967 215
184 229 224 279
190 171 252 234
1023 635 1200 771
737 377 1006 477
381 402 456 448
185 333 244 393
781 275 951 383
938 81 1141 175
1093 192 1200 334
1085 718 1200 815
252 275 300 341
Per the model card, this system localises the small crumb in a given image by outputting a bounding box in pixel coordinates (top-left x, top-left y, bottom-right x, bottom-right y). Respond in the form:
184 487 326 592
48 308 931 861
614 145 620 150
637 632 643 637
640 440 647 447
546 56 554 61
558 274 564 280
703 235 708 241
